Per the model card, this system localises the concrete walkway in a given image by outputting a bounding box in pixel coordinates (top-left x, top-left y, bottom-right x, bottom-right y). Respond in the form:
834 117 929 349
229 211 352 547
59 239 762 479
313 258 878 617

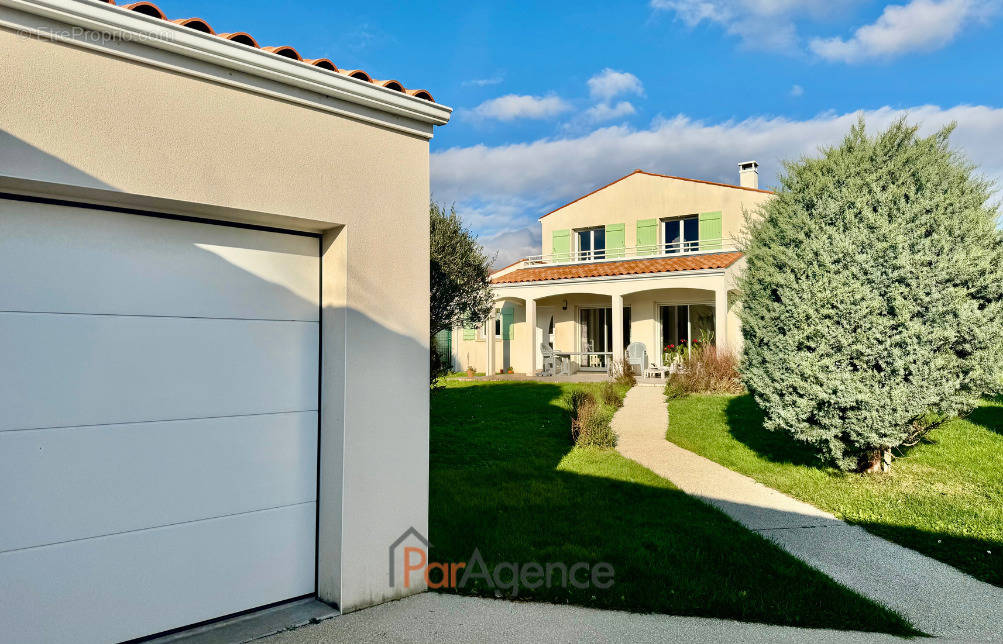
260 593 910 644
613 385 1003 641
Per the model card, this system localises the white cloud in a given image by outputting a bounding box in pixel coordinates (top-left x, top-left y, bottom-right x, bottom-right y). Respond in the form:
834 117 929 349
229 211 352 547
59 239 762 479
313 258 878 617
650 0 858 51
463 76 504 87
480 227 543 269
587 69 645 101
790 84 805 97
809 0 996 62
433 105 1003 259
584 101 637 123
466 94 572 121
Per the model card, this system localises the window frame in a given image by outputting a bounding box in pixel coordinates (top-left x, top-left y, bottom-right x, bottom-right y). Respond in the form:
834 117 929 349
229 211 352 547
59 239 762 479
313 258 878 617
574 226 606 261
661 215 699 254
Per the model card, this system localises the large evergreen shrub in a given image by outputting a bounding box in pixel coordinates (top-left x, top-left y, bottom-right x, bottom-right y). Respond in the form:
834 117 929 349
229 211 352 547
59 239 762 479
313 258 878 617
739 119 1003 471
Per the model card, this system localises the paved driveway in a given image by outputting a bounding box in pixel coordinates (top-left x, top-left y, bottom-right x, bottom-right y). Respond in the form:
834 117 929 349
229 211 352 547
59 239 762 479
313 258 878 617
260 593 910 644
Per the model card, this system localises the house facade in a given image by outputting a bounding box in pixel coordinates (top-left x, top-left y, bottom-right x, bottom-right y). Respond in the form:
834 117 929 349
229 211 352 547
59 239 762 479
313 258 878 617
453 165 772 375
0 1 450 642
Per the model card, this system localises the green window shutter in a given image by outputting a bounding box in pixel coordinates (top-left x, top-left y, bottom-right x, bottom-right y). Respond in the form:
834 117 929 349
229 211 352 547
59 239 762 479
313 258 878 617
501 310 514 340
462 325 476 341
636 219 658 256
552 229 571 262
605 223 625 258
699 211 723 251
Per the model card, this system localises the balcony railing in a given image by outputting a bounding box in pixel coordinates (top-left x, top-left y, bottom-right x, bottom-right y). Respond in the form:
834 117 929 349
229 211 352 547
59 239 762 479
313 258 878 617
520 237 737 267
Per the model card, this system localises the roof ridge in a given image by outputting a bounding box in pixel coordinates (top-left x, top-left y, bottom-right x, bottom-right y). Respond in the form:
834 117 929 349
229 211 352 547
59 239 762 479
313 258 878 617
538 169 773 220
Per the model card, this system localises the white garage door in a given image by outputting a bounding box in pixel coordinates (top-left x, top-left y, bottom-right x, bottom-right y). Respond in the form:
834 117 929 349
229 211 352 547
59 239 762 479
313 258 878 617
0 199 321 643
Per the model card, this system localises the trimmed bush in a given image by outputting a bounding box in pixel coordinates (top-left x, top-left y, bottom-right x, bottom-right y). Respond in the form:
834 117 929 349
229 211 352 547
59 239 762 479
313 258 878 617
739 119 1003 472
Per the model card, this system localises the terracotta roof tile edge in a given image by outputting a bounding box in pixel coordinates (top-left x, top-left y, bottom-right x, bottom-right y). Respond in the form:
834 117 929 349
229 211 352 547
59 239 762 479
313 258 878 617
104 1 436 102
489 257 528 278
491 251 743 284
538 169 773 221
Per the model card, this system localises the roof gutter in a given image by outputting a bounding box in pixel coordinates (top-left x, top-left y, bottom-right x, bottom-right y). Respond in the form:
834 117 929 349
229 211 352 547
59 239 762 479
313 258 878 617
0 0 452 134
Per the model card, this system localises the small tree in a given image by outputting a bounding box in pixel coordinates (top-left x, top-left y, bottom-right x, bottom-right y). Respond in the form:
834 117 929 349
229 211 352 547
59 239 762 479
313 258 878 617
430 202 494 385
739 119 1003 472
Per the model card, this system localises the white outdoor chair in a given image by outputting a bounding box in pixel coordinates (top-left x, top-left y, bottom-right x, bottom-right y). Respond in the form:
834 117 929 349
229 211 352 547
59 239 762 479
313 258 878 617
625 342 648 375
540 343 557 376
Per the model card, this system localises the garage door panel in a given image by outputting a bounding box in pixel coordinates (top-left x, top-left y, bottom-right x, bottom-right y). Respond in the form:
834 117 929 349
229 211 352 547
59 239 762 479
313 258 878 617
0 201 319 321
0 503 317 644
0 312 319 432
0 411 317 553
2 200 322 642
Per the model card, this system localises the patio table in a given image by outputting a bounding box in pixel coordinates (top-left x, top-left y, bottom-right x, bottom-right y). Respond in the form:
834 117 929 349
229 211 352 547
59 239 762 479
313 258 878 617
553 351 614 375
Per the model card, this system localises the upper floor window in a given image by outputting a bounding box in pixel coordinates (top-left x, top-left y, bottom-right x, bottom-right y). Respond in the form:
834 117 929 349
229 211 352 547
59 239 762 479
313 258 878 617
576 227 606 261
663 215 698 254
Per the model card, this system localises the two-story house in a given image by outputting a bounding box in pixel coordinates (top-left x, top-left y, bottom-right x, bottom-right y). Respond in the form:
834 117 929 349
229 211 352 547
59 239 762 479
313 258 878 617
450 162 773 376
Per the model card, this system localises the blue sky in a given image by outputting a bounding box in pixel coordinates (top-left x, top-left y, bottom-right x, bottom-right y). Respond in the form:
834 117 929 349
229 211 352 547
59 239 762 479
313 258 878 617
154 0 1003 264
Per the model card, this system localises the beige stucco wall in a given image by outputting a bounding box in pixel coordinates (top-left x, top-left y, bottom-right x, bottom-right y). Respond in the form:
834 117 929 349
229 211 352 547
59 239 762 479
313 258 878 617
459 267 745 374
1 14 437 614
540 172 772 256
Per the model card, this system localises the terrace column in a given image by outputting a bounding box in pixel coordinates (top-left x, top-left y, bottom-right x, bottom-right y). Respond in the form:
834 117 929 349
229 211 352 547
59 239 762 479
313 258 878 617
525 298 537 376
485 310 496 376
611 293 624 366
715 288 728 351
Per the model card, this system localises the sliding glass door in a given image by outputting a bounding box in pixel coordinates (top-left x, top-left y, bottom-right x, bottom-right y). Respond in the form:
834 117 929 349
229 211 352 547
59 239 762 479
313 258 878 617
578 307 631 370
659 304 714 365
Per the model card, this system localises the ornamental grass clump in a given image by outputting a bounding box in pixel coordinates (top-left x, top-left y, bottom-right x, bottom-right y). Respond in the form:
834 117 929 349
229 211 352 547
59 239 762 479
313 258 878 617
664 344 744 399
565 387 619 448
610 357 637 388
600 380 624 408
739 119 1003 472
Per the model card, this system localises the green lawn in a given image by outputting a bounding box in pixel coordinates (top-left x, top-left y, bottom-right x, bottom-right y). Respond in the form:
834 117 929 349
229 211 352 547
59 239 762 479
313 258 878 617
665 393 1003 587
430 380 917 635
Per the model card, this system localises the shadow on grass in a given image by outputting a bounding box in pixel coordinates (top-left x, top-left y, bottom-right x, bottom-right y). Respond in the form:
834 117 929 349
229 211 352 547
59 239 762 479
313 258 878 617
854 522 1003 589
429 382 918 636
723 395 831 469
967 396 1003 438
719 393 1002 588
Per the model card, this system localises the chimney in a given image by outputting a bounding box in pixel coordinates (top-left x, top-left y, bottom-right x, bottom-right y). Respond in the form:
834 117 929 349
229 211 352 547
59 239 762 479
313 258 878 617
738 160 759 189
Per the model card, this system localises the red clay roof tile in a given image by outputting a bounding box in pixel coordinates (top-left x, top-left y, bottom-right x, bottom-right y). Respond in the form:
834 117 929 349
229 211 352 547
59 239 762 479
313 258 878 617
105 2 435 102
261 45 302 61
342 69 374 82
305 58 338 71
491 252 743 284
217 32 259 47
171 18 214 34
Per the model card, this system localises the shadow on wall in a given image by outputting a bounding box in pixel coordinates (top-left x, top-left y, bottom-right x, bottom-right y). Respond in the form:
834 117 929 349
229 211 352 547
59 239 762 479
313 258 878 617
0 131 116 191
428 382 919 636
195 235 431 612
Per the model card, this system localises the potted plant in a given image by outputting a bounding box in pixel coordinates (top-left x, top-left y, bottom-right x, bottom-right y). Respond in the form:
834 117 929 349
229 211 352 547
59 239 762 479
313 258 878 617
466 366 476 378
